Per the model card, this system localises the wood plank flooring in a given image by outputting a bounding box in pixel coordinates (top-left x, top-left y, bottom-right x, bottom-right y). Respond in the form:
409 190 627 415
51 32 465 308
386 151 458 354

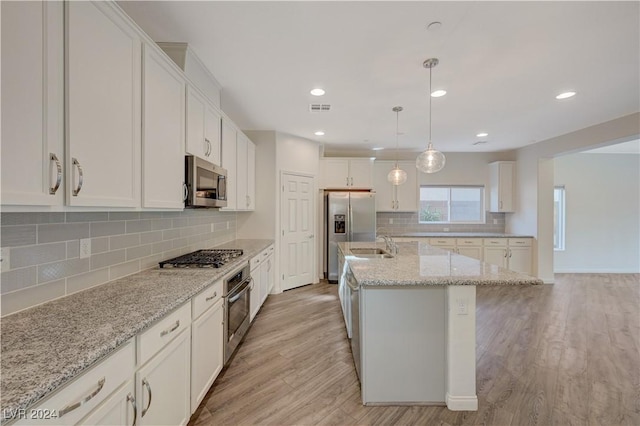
189 274 640 425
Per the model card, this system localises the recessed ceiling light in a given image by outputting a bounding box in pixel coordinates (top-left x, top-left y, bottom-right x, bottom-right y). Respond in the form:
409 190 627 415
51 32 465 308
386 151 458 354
431 90 447 97
372 147 384 151
556 91 576 100
314 131 325 136
476 132 489 138
310 88 325 96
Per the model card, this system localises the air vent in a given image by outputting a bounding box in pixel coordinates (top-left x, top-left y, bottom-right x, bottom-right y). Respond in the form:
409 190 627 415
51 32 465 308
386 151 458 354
309 104 331 112
472 141 488 146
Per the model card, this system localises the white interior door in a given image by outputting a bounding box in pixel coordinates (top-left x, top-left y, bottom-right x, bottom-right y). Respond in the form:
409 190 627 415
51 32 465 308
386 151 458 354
281 173 315 291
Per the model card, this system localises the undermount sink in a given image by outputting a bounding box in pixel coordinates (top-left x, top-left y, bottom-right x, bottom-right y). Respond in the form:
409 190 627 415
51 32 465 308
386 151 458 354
349 248 394 258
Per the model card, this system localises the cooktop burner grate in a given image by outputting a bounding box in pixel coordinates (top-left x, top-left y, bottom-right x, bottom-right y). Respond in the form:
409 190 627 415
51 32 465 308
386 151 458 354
159 249 244 268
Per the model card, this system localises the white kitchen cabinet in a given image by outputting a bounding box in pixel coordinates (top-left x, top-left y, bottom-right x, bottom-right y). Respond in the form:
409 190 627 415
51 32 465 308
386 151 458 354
79 381 136 426
259 247 274 304
373 161 418 212
483 238 532 274
136 328 191 426
66 1 141 207
249 256 262 322
221 118 237 210
1 1 64 206
322 158 374 189
266 246 276 294
187 87 221 165
429 238 457 252
489 161 515 213
142 45 185 209
247 141 256 210
191 298 223 413
455 239 483 260
236 135 248 210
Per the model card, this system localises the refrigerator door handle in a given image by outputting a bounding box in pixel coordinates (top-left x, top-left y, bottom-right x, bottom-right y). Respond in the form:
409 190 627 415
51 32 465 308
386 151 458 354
348 204 353 240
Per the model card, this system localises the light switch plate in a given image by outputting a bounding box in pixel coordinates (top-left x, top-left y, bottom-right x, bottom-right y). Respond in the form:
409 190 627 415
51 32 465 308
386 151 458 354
80 238 91 259
457 298 469 315
0 248 10 272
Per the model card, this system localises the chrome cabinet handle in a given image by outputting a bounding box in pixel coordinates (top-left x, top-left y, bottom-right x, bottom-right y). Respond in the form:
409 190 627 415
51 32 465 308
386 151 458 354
500 200 503 209
141 378 152 418
58 377 105 417
127 393 137 426
350 177 354 186
160 320 180 337
72 158 84 196
205 291 217 302
504 249 508 258
49 153 62 195
205 138 212 156
246 195 250 207
509 249 512 258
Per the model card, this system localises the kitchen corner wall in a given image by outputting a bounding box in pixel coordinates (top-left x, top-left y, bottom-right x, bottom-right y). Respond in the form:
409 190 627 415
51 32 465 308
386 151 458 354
0 210 236 316
376 211 506 235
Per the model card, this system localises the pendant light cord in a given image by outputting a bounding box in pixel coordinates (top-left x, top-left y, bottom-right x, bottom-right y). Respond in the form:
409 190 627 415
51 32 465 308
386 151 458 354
428 64 432 147
395 109 399 167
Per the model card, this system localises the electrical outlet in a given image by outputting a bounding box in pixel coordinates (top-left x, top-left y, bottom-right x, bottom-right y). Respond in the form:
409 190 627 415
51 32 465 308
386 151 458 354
443 227 449 232
457 298 469 315
79 238 91 259
389 218 393 224
1 248 10 272
211 223 215 233
493 219 498 225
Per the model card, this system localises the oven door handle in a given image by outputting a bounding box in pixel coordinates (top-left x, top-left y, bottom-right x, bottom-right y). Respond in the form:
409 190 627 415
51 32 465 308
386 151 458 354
228 278 252 303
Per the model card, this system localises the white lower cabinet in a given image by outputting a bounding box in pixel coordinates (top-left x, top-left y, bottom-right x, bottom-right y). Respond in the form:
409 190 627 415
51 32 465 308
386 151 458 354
136 328 191 426
80 380 136 426
483 238 532 274
455 239 483 260
249 259 262 322
249 244 274 322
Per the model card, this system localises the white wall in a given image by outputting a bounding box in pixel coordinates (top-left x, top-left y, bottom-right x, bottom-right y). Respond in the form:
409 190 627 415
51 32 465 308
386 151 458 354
554 153 640 273
508 112 640 282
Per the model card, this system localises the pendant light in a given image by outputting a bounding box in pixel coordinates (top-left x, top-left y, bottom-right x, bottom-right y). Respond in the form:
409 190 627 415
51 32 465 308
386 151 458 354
416 58 446 174
387 106 407 185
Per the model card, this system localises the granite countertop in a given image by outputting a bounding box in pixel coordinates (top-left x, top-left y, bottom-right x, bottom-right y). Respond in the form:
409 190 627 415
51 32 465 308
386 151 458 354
340 241 543 287
390 232 534 238
0 239 274 421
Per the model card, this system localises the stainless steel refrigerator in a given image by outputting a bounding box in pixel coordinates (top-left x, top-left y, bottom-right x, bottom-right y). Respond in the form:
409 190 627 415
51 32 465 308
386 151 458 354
325 191 376 282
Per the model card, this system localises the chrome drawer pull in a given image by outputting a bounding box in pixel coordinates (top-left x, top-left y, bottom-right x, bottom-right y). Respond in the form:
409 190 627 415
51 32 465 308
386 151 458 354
72 158 84 196
58 377 105 417
49 153 62 195
141 379 152 418
127 393 137 426
205 292 217 302
160 320 180 337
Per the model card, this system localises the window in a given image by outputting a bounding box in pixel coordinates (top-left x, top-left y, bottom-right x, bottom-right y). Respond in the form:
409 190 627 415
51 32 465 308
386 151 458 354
554 186 566 250
419 186 484 223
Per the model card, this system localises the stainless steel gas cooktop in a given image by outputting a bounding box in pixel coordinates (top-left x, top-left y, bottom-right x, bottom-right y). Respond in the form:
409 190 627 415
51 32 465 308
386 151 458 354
158 249 243 268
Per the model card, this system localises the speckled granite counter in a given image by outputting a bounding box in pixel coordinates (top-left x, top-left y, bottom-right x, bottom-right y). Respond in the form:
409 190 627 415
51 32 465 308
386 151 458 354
0 239 273 422
340 241 542 286
389 232 534 238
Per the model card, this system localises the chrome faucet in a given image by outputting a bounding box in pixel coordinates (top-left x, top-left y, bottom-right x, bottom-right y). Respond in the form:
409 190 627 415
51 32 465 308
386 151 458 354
379 235 398 255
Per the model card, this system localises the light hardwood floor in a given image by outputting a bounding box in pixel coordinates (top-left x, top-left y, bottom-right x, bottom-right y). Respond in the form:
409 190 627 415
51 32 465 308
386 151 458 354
189 274 640 425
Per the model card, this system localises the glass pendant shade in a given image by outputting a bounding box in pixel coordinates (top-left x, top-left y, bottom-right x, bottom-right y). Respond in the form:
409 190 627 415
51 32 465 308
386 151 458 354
387 165 407 185
416 142 446 174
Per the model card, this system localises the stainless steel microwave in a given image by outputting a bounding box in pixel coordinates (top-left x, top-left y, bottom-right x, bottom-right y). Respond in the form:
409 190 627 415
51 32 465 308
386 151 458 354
185 156 227 208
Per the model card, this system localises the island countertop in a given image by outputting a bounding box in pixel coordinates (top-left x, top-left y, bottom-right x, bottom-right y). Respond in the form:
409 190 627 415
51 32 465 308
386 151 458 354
339 241 543 287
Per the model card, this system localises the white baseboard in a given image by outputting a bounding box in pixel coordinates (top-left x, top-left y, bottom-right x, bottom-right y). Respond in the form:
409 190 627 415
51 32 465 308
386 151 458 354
445 393 478 411
554 268 640 274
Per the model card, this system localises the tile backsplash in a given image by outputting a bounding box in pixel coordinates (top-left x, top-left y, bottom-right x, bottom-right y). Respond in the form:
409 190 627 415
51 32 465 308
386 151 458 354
1 210 236 316
376 211 505 235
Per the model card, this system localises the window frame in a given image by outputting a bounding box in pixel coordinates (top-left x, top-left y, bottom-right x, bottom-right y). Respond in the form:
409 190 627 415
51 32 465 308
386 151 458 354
554 185 566 251
418 185 486 224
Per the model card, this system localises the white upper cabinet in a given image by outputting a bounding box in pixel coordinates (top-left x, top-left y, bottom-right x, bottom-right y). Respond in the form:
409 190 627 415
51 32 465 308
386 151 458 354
236 134 249 210
247 141 256 210
373 161 418 212
489 161 515 212
1 1 64 206
142 45 185 209
66 1 141 207
322 158 374 189
187 86 221 165
221 118 237 210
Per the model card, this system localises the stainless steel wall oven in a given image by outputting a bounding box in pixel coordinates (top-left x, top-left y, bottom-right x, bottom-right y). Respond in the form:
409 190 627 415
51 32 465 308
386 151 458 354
222 263 252 364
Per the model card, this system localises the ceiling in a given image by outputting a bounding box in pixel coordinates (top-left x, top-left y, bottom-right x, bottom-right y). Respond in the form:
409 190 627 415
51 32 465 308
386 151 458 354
119 1 640 154
583 139 640 155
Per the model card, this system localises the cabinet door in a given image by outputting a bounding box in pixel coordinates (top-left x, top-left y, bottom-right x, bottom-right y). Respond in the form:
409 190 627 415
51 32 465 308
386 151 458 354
267 253 275 294
508 246 532 275
457 246 483 260
483 247 508 268
247 141 256 210
348 159 374 189
394 161 418 212
249 267 261 322
322 159 350 188
490 162 515 212
66 1 141 207
204 105 221 166
191 300 223 413
186 87 207 160
373 161 396 212
80 381 136 426
429 238 456 252
236 134 249 210
142 46 185 209
137 329 190 426
260 255 269 305
221 118 237 210
1 1 64 206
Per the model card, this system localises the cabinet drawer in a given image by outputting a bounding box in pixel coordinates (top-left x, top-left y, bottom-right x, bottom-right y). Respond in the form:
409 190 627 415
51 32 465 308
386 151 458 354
509 238 532 247
484 238 507 247
267 244 274 255
138 302 191 366
15 341 134 425
192 279 223 320
429 238 456 246
250 253 262 270
456 238 482 246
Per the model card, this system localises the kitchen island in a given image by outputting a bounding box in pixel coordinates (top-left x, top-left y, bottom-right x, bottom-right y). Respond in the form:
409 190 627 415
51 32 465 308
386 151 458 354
338 241 542 411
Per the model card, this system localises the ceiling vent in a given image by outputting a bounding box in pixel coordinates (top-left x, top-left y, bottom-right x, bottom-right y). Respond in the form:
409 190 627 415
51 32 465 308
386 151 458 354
309 104 331 112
